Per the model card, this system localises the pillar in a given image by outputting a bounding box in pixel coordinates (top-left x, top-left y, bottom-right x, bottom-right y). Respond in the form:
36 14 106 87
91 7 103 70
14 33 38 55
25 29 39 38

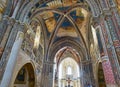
93 15 119 87
99 15 120 86
81 61 96 87
0 31 24 87
0 16 11 43
40 62 54 87
0 17 15 59
11 0 22 18
0 21 24 81
105 16 120 85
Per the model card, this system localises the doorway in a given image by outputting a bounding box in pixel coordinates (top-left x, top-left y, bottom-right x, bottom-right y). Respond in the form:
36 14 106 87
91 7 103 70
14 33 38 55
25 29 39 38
98 63 106 87
14 63 35 87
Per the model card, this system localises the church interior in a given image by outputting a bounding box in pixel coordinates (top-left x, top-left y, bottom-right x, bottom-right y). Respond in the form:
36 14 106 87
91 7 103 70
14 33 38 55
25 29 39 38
0 0 120 87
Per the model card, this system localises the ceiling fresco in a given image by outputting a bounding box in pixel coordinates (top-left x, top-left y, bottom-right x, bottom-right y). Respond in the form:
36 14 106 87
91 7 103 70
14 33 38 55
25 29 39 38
0 0 6 20
28 0 90 48
55 47 81 66
47 0 78 8
39 7 88 38
116 0 120 13
40 12 60 33
57 17 77 37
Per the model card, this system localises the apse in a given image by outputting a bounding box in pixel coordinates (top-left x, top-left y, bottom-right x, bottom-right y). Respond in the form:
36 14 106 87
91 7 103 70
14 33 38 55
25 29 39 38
58 57 80 87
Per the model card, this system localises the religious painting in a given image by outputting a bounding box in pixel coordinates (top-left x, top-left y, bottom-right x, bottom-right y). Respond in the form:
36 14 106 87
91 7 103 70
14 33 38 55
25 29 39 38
0 0 6 19
70 8 85 27
62 0 77 7
14 67 26 84
33 25 44 60
45 17 56 33
116 0 120 13
57 27 78 37
21 32 34 56
40 12 60 34
57 18 78 37
40 11 56 33
34 26 41 49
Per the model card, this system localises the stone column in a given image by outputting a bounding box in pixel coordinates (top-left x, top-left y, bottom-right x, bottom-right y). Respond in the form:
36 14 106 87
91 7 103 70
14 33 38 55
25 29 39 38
105 16 120 77
0 31 24 87
0 16 10 43
0 18 15 52
99 16 120 86
0 21 23 80
80 61 96 87
40 62 54 87
0 17 16 52
93 16 119 87
11 0 22 18
79 63 84 87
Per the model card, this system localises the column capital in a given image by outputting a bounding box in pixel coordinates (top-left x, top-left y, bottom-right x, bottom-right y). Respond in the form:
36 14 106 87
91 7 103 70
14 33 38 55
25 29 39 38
101 56 109 62
8 18 16 25
17 31 24 40
81 60 92 65
44 61 55 66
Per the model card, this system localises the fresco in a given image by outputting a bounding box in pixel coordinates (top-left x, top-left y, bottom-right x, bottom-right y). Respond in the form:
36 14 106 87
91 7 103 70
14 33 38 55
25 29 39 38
40 12 60 33
70 8 85 26
102 60 116 84
15 67 26 84
57 27 78 37
116 0 120 13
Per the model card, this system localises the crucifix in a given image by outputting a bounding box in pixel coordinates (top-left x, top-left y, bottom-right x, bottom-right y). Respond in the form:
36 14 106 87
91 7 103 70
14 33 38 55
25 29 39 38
66 77 72 87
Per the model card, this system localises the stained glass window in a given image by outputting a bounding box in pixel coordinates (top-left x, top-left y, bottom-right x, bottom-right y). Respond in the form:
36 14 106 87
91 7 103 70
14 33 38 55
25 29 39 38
67 66 72 75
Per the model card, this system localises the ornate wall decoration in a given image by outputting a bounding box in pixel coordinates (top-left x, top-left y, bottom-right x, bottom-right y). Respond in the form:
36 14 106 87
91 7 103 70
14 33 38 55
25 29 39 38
100 21 109 47
107 0 115 7
1 0 120 87
99 0 109 10
102 61 116 84
21 30 34 57
105 17 118 41
105 16 120 70
21 24 44 65
111 10 120 38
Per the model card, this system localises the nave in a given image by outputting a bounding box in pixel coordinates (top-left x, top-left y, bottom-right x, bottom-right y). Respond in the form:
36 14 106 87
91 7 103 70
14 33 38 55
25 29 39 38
0 0 120 87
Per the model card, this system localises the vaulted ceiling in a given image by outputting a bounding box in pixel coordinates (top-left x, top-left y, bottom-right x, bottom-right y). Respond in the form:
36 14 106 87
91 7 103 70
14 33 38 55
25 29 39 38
2 0 119 63
116 0 120 12
27 0 91 62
